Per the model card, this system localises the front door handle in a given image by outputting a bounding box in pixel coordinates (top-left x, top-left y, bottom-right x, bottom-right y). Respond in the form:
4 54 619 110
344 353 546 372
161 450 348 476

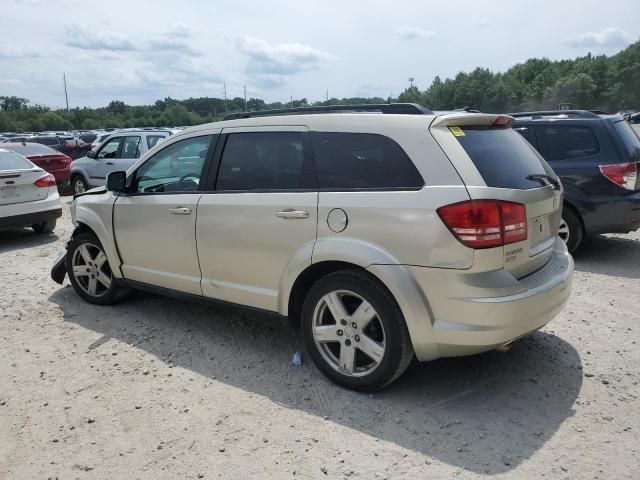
105 161 114 165
276 209 309 219
169 207 192 215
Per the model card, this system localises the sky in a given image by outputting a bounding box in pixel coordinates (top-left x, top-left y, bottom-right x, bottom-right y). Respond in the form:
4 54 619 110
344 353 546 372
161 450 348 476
1 0 639 109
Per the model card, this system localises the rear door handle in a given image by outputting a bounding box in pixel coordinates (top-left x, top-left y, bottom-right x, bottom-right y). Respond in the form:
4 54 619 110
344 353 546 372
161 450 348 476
105 161 114 165
276 209 309 219
169 207 192 215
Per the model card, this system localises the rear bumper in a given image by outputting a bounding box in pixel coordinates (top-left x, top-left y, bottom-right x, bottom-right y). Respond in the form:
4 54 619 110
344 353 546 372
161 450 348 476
0 208 62 230
404 238 573 360
578 190 640 234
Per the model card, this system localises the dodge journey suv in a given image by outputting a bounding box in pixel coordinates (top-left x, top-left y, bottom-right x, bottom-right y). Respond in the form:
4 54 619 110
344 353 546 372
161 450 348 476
51 104 573 390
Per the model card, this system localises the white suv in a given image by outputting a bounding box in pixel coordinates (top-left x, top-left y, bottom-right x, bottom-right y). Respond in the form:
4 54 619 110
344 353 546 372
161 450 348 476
51 104 573 390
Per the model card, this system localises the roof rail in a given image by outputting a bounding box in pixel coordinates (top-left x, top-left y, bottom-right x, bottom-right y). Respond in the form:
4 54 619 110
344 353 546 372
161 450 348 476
223 103 433 121
509 110 600 119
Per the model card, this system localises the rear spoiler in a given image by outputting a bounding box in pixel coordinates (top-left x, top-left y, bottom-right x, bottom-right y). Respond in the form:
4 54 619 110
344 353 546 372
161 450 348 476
431 113 515 129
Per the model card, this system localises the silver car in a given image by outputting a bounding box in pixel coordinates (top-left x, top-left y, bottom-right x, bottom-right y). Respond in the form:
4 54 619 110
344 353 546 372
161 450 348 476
70 130 170 194
51 104 573 390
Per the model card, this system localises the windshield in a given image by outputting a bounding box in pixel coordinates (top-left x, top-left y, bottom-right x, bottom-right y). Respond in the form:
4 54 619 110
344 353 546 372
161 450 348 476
0 150 35 170
455 127 557 189
3 142 58 156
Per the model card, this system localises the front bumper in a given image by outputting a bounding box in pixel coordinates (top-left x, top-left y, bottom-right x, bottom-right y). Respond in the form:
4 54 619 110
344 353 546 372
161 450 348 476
407 238 573 360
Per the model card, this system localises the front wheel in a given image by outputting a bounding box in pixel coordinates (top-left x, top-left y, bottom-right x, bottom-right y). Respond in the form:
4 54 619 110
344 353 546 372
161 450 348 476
302 270 413 391
66 232 121 305
72 174 88 195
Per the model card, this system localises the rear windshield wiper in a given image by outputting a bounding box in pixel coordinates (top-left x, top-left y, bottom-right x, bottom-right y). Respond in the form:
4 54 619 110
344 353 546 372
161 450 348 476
527 174 561 190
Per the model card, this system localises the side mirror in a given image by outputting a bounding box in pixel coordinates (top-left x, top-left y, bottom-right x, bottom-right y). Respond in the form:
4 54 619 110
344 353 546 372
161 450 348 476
106 171 127 193
86 150 97 159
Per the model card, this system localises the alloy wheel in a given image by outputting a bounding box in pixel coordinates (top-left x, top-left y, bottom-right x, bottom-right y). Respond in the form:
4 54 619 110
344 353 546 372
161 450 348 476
558 218 570 245
311 290 386 377
74 178 86 194
71 242 112 297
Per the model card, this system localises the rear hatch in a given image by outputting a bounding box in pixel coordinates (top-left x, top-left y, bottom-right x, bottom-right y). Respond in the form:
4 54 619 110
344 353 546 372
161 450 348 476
0 150 49 206
430 113 563 278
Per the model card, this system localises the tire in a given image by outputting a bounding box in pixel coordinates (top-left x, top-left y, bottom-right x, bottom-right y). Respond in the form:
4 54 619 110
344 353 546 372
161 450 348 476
32 219 56 234
559 206 584 254
301 269 414 391
71 174 89 195
66 232 121 305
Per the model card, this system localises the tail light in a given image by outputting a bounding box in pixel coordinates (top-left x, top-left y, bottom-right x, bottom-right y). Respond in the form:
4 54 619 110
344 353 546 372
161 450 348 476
62 155 72 165
599 162 638 190
490 115 513 129
437 200 527 249
34 173 56 187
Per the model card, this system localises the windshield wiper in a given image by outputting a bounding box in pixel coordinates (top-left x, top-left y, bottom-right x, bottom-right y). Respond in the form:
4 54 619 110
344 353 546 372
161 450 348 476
527 174 561 190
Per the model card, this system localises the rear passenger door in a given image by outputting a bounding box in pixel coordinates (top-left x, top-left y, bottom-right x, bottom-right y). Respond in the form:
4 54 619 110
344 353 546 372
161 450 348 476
196 127 318 312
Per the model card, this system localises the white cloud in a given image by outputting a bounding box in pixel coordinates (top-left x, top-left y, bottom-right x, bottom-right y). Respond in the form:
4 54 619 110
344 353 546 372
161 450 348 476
396 27 437 40
237 36 333 76
64 24 135 51
477 19 491 29
565 27 635 49
0 45 43 59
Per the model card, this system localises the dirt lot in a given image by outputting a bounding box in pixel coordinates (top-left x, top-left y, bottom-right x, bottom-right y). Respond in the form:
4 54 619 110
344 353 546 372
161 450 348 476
1 201 639 479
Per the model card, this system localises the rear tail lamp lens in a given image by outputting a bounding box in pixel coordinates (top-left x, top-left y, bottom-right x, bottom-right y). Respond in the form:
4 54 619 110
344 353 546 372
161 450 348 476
437 200 527 249
599 162 638 190
34 173 56 187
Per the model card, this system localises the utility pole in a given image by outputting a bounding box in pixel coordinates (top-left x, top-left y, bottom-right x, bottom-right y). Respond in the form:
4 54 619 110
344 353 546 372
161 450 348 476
290 95 293 108
408 77 415 89
63 72 69 111
224 82 228 113
243 85 247 111
326 89 329 103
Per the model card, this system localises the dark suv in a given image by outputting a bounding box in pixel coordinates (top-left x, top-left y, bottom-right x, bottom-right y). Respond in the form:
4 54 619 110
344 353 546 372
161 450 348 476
512 110 640 252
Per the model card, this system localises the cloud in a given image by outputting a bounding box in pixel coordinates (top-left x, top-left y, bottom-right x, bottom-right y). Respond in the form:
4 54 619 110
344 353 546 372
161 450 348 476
477 19 491 29
166 24 191 39
565 27 635 49
396 27 437 40
14 0 43 4
64 24 135 51
0 45 43 59
236 36 334 78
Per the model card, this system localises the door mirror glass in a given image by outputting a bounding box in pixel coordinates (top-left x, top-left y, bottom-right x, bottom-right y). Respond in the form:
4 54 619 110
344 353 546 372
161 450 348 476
106 171 127 192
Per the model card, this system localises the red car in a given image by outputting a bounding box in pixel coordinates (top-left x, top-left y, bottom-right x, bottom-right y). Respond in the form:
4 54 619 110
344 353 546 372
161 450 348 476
2 142 71 185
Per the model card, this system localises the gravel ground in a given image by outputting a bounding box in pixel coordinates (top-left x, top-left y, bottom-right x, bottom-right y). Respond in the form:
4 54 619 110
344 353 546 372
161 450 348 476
1 200 639 479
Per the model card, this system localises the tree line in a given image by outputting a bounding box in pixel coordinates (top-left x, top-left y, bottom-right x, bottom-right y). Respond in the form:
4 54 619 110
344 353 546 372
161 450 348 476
0 40 638 133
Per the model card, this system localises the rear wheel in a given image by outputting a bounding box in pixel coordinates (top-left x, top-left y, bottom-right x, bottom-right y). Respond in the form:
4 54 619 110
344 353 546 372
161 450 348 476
560 207 583 253
66 232 120 305
32 219 56 234
72 174 88 195
302 270 413 391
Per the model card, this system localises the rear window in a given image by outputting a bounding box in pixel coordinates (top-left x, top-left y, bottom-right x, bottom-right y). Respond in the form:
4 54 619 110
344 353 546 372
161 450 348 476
455 127 555 190
3 143 57 156
0 150 34 170
34 137 60 146
310 132 423 190
611 120 640 162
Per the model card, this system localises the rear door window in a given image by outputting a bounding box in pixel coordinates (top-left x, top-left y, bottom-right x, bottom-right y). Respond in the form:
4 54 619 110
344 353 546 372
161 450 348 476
454 127 555 190
146 135 166 149
310 132 423 190
216 132 316 191
535 125 599 160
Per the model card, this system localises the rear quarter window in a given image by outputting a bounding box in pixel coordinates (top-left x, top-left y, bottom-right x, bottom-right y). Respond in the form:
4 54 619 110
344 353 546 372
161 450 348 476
611 119 640 162
455 127 555 190
310 132 423 190
0 150 34 170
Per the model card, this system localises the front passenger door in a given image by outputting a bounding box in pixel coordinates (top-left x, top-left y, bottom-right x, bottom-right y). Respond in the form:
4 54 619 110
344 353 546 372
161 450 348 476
113 134 217 294
89 136 122 186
